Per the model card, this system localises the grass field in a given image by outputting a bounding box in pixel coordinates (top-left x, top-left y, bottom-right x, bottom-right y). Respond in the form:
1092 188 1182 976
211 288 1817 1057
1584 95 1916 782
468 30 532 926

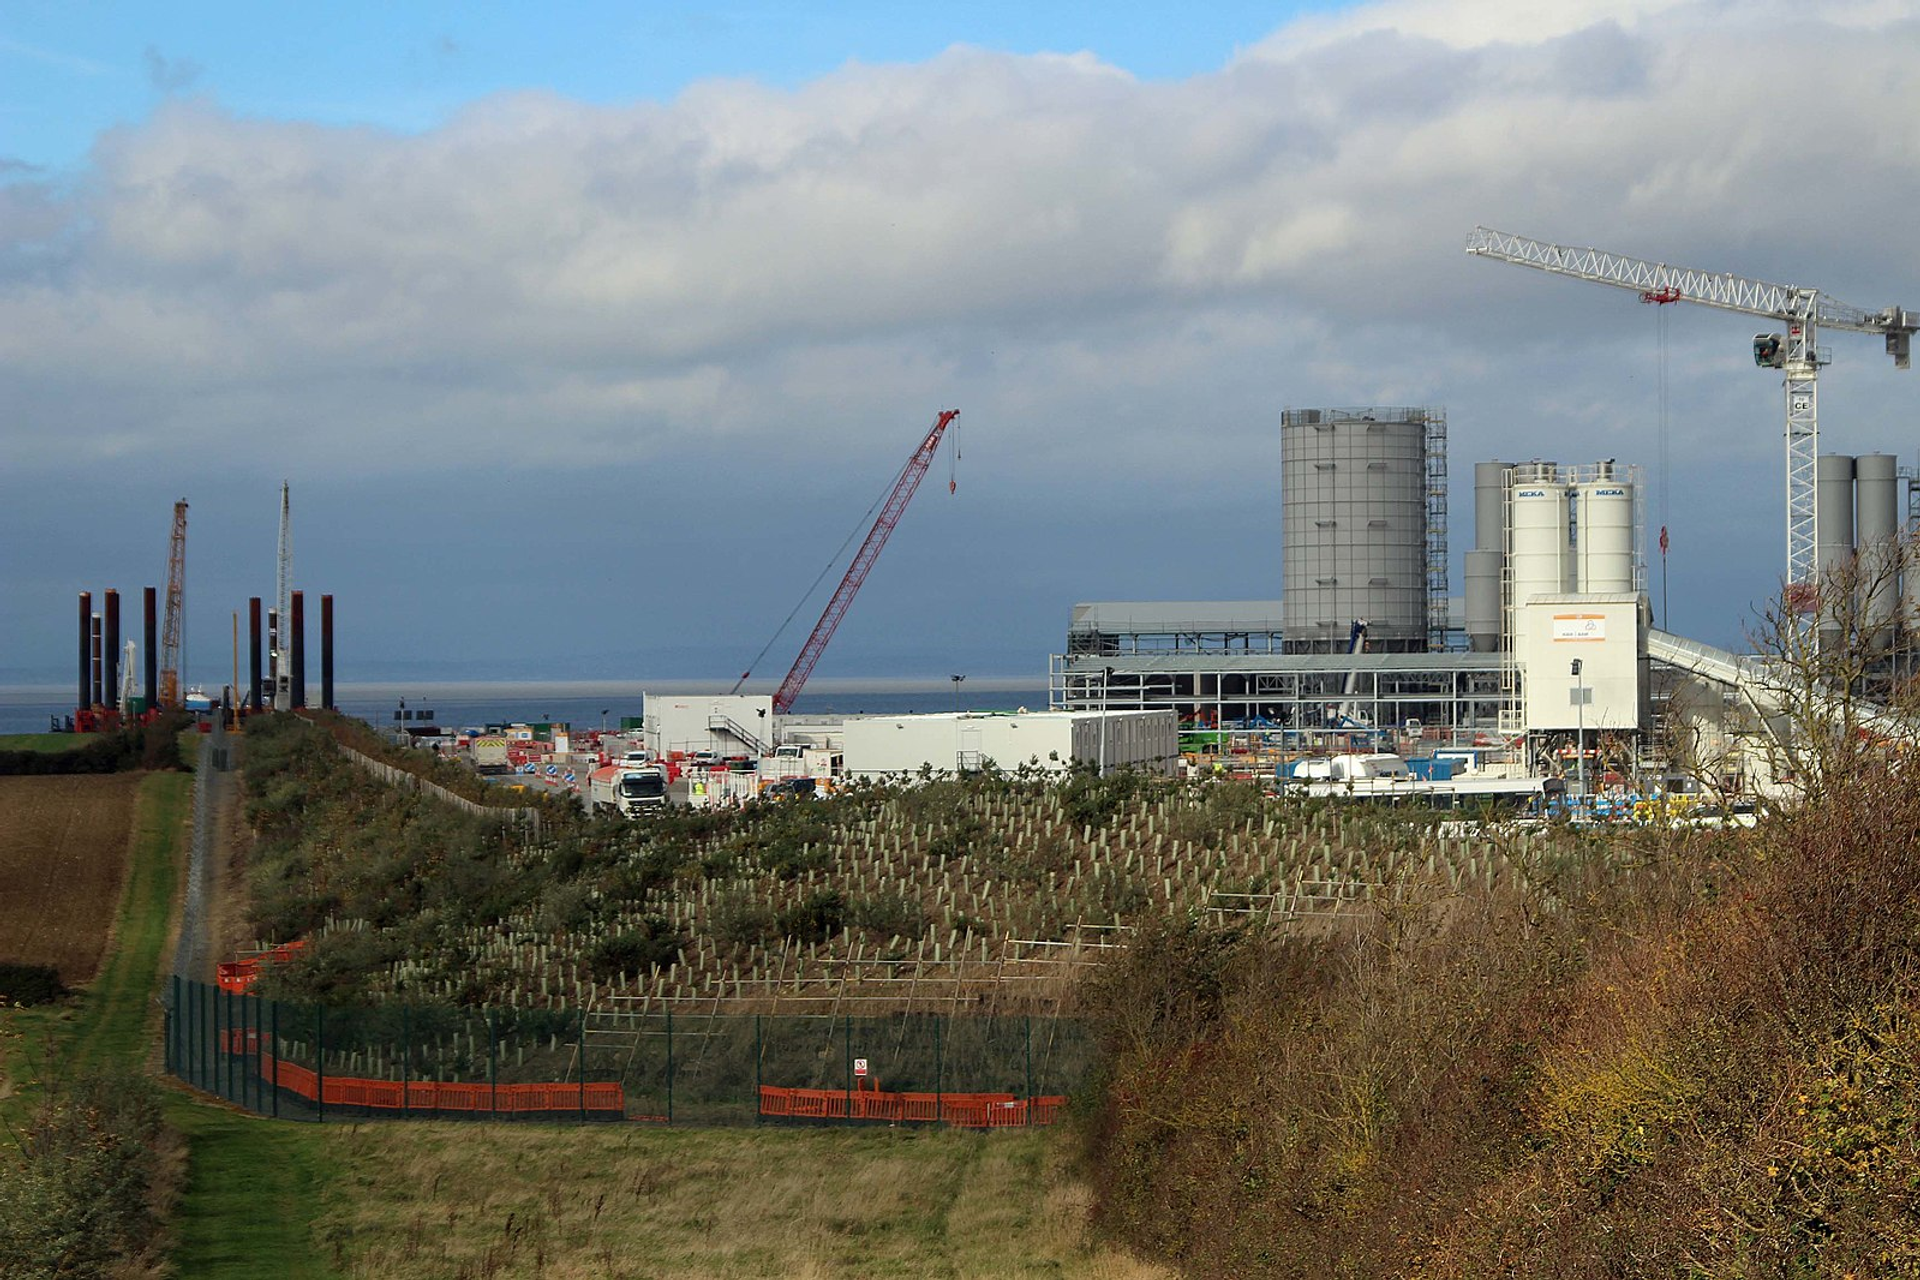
0 773 145 983
317 1122 1164 1280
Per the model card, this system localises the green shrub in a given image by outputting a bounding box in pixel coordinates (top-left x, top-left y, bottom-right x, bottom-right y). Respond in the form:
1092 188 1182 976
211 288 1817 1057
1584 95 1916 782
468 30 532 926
0 1070 166 1277
776 889 846 945
586 917 685 980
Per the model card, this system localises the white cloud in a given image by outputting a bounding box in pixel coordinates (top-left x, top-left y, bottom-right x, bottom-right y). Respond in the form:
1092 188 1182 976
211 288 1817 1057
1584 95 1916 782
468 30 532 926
4 0 1919 667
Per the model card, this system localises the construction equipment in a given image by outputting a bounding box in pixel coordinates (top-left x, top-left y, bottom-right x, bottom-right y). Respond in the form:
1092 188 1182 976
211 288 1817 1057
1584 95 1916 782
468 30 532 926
738 410 960 715
1465 227 1916 602
273 482 292 711
117 639 138 715
160 500 188 708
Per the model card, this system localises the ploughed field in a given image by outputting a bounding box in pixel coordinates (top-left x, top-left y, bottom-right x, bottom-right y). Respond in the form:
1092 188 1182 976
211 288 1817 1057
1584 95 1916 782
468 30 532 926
0 773 142 982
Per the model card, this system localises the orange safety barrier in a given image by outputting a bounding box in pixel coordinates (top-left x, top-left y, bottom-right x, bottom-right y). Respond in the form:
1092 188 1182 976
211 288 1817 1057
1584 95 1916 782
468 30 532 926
244 1049 627 1117
758 1085 1066 1128
216 939 309 993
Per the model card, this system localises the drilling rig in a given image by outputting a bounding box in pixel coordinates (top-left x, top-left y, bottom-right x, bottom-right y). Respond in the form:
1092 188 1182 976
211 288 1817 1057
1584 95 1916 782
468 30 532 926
159 500 188 708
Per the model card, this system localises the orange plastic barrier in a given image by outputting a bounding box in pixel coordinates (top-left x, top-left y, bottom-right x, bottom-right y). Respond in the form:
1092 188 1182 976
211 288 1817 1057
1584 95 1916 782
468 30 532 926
247 1049 627 1117
758 1085 1066 1128
216 940 309 993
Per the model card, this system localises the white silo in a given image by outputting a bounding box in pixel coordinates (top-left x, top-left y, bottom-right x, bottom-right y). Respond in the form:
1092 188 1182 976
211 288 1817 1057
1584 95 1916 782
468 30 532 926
1575 464 1636 594
1855 453 1900 648
1814 455 1855 645
1507 463 1572 657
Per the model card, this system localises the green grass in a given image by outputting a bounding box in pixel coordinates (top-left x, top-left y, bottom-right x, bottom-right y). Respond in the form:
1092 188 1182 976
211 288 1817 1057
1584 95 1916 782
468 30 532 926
0 732 91 753
165 1103 344 1279
67 771 188 1072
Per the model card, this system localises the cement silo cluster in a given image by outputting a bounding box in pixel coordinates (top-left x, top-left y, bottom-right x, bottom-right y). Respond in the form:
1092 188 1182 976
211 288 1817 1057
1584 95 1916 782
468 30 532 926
1280 407 1447 653
1814 453 1905 647
1464 460 1643 654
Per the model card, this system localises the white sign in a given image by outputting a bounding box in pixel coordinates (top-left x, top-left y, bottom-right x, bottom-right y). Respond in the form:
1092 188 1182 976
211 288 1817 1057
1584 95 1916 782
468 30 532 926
1551 613 1606 642
853 1057 868 1078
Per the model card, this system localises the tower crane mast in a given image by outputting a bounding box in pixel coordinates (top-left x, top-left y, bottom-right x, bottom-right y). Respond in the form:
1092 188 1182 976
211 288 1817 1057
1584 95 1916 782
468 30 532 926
273 482 292 711
1465 227 1916 600
761 410 959 715
159 500 188 708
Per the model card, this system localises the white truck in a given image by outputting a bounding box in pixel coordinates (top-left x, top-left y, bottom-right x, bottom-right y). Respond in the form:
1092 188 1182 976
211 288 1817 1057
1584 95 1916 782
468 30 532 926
587 764 669 817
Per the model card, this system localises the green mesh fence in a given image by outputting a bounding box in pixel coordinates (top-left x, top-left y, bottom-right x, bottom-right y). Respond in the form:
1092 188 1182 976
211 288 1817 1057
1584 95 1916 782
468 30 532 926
164 976 1094 1126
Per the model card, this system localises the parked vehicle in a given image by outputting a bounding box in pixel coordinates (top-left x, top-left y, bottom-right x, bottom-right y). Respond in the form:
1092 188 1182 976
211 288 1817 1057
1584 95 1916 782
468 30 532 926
587 765 669 816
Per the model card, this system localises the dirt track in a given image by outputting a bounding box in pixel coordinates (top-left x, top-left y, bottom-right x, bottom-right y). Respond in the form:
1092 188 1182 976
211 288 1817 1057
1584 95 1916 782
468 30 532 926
0 774 143 983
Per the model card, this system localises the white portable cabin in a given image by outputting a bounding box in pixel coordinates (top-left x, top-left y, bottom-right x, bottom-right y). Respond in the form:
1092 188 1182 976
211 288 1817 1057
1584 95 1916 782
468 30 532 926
842 709 1178 781
644 694 776 759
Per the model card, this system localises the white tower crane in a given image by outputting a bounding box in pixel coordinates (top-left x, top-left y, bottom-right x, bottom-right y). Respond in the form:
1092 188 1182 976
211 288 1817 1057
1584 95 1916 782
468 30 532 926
1465 227 1916 604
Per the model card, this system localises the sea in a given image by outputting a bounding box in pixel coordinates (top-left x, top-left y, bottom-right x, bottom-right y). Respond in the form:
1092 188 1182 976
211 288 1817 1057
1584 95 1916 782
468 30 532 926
0 679 1054 737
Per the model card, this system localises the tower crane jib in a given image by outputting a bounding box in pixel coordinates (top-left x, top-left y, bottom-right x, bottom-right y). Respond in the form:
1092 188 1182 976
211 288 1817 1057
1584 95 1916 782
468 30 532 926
1464 227 1916 600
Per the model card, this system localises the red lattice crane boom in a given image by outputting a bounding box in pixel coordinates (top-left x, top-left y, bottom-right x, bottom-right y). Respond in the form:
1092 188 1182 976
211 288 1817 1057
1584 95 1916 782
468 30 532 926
769 410 959 715
159 500 188 708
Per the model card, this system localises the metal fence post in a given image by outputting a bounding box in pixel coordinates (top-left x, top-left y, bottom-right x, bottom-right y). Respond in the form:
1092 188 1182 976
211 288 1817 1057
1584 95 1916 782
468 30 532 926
1025 1015 1033 1114
165 974 177 1076
844 1016 852 1121
316 1003 326 1123
754 1015 762 1126
270 998 280 1120
934 1015 944 1126
577 1008 587 1123
665 1007 674 1124
402 1004 411 1118
192 982 204 1090
488 1007 498 1120
241 993 252 1111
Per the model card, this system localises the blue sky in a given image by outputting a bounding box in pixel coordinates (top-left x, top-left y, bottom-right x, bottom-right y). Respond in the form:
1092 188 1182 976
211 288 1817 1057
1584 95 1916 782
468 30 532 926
4 0 1919 692
3 2 1332 174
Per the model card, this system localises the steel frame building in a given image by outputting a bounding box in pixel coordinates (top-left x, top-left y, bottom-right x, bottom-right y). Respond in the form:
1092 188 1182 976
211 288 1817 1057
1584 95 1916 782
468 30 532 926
1051 602 1515 747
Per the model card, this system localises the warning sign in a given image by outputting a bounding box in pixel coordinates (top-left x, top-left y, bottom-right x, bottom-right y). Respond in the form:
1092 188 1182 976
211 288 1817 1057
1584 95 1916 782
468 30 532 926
1551 613 1606 642
853 1058 868 1078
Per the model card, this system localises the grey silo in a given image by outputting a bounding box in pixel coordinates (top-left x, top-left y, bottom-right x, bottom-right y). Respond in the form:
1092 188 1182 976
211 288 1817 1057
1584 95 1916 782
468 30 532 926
1855 453 1900 648
1815 454 1857 581
1281 408 1432 652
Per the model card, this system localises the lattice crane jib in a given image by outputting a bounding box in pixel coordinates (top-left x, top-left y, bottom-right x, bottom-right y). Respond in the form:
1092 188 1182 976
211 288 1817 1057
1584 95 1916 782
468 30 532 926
1464 227 1916 600
160 500 188 708
770 410 960 715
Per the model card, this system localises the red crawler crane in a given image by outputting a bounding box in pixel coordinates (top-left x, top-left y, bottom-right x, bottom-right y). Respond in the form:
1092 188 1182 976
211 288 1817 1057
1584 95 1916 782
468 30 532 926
747 410 959 715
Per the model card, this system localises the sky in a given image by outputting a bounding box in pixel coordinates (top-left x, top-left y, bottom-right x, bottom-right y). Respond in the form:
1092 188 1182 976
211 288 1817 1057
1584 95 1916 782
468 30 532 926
5 0 1920 691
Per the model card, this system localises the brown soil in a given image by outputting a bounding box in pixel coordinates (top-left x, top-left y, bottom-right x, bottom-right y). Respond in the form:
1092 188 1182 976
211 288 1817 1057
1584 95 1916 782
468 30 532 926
0 773 144 983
